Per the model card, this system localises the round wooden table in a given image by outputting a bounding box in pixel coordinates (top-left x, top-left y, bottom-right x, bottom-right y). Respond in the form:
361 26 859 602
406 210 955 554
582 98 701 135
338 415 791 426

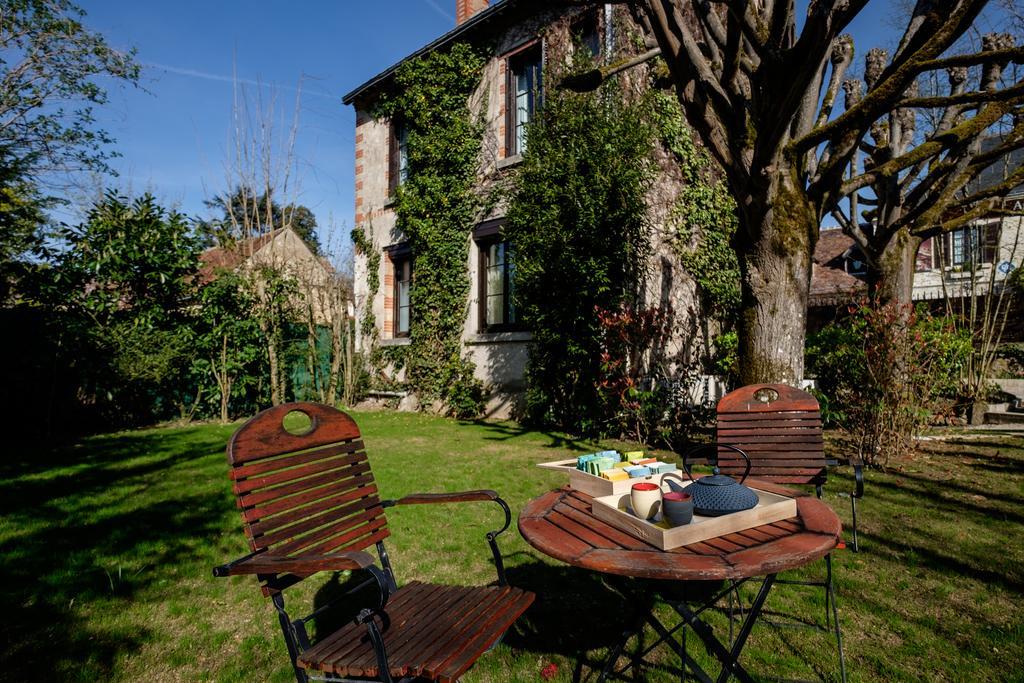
519 482 840 581
518 482 843 683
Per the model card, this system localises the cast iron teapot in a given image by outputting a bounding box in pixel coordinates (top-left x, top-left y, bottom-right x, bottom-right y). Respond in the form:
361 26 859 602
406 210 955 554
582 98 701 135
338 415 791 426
667 443 759 517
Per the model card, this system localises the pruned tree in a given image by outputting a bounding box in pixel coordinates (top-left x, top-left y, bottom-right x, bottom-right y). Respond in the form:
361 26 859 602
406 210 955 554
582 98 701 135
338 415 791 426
618 0 1024 384
829 32 1024 306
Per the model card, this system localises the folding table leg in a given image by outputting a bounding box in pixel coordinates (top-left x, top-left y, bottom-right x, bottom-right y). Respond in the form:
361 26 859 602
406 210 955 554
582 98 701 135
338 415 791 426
669 574 776 683
597 595 654 683
597 576 775 683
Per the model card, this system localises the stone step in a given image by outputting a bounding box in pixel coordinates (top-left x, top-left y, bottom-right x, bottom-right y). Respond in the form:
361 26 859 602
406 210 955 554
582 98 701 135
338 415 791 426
984 411 1024 425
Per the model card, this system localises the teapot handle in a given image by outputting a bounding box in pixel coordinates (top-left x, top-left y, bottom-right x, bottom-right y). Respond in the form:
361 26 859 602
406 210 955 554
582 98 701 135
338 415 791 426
680 442 752 484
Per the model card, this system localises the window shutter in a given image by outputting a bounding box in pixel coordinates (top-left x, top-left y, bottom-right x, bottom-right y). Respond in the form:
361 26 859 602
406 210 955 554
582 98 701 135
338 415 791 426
983 222 1001 264
915 237 934 272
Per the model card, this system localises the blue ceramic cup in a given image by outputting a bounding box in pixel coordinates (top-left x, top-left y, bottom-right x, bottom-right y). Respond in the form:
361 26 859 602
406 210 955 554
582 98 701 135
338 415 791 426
662 491 694 526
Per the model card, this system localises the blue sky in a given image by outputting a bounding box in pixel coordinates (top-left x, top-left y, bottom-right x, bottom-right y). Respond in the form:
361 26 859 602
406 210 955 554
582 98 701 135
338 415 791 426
77 0 456 256
72 1 952 252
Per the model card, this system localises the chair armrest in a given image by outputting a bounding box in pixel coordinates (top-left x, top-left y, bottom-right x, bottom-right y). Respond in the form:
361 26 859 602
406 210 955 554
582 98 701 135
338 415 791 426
212 550 376 577
380 489 499 506
381 489 512 586
852 460 864 498
825 456 864 499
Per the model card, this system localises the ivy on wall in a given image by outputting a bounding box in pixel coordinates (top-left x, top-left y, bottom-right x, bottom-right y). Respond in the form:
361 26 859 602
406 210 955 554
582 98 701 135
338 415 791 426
374 43 486 417
504 62 655 433
351 226 379 341
650 88 741 382
650 89 740 322
505 41 742 434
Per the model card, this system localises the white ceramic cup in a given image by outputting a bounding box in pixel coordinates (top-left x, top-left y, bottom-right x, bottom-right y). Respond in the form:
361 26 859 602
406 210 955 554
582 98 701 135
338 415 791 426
630 482 662 520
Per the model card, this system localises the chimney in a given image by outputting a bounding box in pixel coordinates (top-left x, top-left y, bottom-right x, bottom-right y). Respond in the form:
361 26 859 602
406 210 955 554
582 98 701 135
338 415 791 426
455 0 488 25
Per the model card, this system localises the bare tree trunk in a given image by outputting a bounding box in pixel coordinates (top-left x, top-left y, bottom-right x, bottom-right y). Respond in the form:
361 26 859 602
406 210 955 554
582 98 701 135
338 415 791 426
868 229 923 393
263 317 283 406
305 302 320 402
221 335 230 422
213 333 233 422
344 315 356 406
326 296 343 405
873 230 921 307
736 174 815 385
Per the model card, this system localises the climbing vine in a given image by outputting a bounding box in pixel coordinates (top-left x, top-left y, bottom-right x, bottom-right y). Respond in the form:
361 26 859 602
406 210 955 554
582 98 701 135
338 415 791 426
650 88 740 382
505 45 742 434
351 226 379 341
650 89 740 322
375 43 486 417
505 56 655 434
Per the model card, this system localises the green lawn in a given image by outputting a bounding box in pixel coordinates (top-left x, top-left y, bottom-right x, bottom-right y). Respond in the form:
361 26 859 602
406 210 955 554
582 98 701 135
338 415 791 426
0 411 1021 682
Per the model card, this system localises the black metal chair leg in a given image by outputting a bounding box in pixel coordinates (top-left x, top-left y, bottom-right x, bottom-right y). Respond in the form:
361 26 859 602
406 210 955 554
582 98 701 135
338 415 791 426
828 578 847 683
728 585 735 647
850 494 860 552
825 555 847 683
824 554 832 630
680 622 687 683
272 594 310 683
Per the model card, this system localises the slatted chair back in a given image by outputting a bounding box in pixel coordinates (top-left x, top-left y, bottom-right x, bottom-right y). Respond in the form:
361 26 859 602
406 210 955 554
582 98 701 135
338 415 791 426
715 383 827 487
226 402 390 595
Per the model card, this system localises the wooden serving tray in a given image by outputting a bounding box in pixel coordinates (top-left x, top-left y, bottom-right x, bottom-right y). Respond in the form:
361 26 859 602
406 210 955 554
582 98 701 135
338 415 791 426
590 481 797 550
536 458 668 497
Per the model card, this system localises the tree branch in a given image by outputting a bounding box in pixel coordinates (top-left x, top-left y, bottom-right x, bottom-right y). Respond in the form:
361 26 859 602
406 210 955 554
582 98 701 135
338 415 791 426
839 91 1023 197
793 0 989 155
914 45 1024 73
896 79 1024 109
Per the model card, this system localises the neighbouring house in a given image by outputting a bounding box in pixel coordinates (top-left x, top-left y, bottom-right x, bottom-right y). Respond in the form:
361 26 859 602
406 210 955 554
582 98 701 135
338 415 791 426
809 150 1024 333
343 0 719 418
198 227 341 325
199 226 357 403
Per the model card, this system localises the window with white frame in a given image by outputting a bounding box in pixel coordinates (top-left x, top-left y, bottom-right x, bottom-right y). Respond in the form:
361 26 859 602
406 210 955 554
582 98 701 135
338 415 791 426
506 44 542 157
938 222 1000 268
389 245 412 337
474 221 518 331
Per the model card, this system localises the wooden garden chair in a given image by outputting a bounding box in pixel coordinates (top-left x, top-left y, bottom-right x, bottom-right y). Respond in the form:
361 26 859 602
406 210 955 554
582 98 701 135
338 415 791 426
711 383 863 549
681 383 863 683
213 402 534 683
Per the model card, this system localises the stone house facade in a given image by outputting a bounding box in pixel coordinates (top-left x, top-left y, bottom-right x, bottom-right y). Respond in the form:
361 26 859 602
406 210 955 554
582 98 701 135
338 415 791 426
343 1 709 417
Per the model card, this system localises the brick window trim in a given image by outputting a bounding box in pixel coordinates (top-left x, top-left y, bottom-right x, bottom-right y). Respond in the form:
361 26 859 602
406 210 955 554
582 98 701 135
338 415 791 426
385 242 412 338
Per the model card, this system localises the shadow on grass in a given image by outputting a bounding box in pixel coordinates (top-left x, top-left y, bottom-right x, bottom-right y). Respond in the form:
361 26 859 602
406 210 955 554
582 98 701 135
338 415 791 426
461 419 598 452
0 429 228 511
930 440 1024 475
856 527 1023 594
0 428 230 680
502 560 751 682
504 555 688 681
867 470 1024 524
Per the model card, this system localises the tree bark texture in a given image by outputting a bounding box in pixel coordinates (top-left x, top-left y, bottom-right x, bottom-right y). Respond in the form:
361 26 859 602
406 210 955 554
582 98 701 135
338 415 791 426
736 173 815 385
872 229 922 308
266 321 283 406
216 334 232 423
